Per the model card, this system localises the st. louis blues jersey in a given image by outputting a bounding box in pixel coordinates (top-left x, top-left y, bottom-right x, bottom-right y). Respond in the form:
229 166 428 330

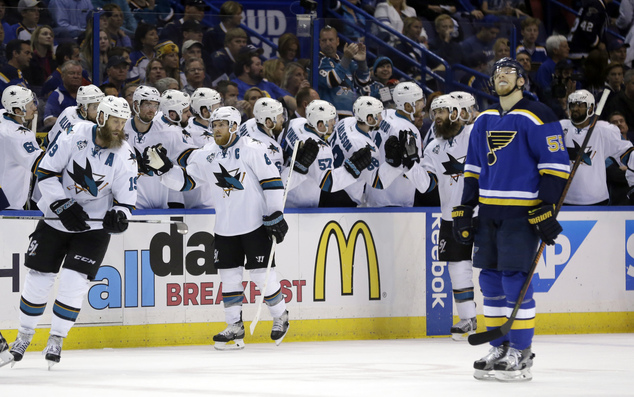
36 122 138 232
462 98 570 219
0 115 43 209
48 106 89 146
160 135 284 236
560 119 634 205
124 115 196 209
239 118 285 175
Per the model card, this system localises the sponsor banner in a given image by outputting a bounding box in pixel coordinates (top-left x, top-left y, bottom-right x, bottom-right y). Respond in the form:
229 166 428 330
425 212 452 336
625 220 634 291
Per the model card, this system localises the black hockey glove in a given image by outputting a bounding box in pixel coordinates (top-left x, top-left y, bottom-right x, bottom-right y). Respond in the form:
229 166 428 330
452 205 474 244
344 146 372 178
143 144 173 175
50 198 90 232
135 147 151 175
399 130 420 170
263 211 289 243
528 204 562 246
384 135 401 167
103 209 128 233
293 138 319 175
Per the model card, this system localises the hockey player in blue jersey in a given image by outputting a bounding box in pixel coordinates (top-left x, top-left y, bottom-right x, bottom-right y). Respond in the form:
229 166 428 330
453 57 570 381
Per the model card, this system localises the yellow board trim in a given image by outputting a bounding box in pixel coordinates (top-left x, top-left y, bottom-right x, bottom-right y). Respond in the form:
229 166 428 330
1 312 632 350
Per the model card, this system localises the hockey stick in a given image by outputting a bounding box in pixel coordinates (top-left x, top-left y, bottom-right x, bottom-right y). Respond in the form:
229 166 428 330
468 89 610 346
249 139 301 336
0 215 189 234
25 112 38 210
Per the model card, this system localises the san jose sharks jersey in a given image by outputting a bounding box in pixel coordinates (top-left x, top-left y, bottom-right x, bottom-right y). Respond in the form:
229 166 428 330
329 116 401 205
124 115 196 209
462 98 570 218
35 122 138 232
160 135 284 236
560 119 634 205
48 106 89 146
279 118 357 208
180 117 215 209
0 115 44 209
238 118 284 175
185 117 215 148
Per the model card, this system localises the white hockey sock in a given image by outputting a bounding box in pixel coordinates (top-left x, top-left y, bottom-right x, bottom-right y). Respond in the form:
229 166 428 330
250 268 286 318
18 269 57 334
219 268 244 324
50 269 90 338
448 260 476 319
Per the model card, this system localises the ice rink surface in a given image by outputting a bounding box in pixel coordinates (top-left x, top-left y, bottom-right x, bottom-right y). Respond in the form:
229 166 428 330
1 333 632 397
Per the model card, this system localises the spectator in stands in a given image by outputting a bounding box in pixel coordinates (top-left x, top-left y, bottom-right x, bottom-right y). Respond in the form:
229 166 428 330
122 82 138 108
102 55 130 94
154 76 179 93
145 58 166 87
216 79 239 106
459 51 492 110
49 0 92 40
203 0 243 55
99 82 118 96
155 40 184 88
361 56 399 105
0 39 31 92
41 42 88 98
181 20 203 47
0 24 7 68
159 0 207 49
395 16 427 80
481 0 528 18
103 4 132 48
605 63 625 97
516 50 541 99
334 0 367 43
130 23 158 86
237 86 263 120
43 60 82 128
91 0 136 36
607 37 629 69
276 32 300 65
492 38 511 65
318 25 370 117
210 27 247 82
581 49 610 99
568 0 609 61
0 0 10 45
460 15 500 63
293 86 319 119
108 46 134 83
79 26 109 81
128 0 171 27
429 14 463 72
516 17 548 67
374 0 418 45
535 34 570 91
281 61 309 98
232 48 291 101
13 0 41 42
182 57 206 96
603 69 634 129
23 24 53 87
263 58 284 87
609 111 634 143
182 40 203 64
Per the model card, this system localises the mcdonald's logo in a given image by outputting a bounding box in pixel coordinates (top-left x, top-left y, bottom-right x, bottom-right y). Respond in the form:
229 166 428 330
313 220 381 301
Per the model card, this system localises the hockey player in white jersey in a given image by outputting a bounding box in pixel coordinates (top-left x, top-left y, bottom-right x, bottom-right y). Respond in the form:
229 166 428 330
10 97 137 368
0 85 44 209
365 81 426 207
450 91 479 125
561 89 634 205
47 84 104 145
187 87 222 147
125 87 196 208
143 106 290 349
279 99 373 207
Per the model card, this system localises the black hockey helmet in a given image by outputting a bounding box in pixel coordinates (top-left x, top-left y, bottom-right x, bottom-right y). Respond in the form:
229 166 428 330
490 57 526 85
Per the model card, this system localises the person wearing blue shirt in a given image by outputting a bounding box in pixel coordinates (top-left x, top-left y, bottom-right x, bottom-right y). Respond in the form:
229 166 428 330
43 60 83 128
535 35 570 92
0 39 31 95
49 0 93 39
231 49 292 102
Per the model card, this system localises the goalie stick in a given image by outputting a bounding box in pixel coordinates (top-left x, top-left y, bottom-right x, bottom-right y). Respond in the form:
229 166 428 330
468 88 610 346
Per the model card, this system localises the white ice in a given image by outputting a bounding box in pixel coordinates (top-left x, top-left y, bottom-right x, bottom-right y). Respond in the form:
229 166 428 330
1 333 632 397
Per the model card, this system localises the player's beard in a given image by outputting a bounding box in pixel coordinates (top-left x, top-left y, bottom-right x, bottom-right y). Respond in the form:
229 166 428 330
97 123 125 148
435 117 460 140
570 110 587 125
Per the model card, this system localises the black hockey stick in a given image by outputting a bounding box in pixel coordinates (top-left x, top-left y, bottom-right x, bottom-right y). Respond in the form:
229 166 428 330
0 215 189 234
468 89 610 346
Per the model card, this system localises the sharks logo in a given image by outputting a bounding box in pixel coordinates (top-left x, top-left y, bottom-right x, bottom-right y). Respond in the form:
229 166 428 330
202 131 213 141
268 143 280 154
128 149 137 165
213 163 244 196
567 140 593 166
442 153 465 182
67 159 106 196
486 130 516 165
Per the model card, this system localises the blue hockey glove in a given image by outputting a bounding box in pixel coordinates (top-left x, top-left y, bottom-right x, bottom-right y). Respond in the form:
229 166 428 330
452 205 474 244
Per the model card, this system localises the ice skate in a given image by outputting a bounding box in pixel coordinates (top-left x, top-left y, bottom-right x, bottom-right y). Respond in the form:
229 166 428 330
9 331 34 365
494 346 535 382
0 332 14 368
450 317 477 341
213 321 245 351
473 342 509 380
270 310 289 346
43 335 64 370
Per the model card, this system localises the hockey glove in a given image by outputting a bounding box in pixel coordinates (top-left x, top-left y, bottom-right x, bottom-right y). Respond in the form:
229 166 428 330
399 130 420 170
344 146 372 178
452 205 474 244
103 209 128 233
263 211 289 243
528 204 562 246
293 138 319 175
384 136 401 167
143 144 173 175
50 198 90 232
135 147 151 175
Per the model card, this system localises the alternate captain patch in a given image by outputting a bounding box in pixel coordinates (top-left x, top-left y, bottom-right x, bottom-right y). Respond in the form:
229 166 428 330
486 130 516 165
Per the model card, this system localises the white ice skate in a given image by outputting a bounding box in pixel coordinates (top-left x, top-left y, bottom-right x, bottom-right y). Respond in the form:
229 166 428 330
43 335 63 370
270 310 289 346
473 343 509 380
9 330 34 366
494 346 535 382
0 332 14 368
213 322 245 351
450 317 477 341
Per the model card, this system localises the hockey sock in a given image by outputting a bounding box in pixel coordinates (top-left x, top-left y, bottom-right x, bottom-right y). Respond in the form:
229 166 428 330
448 260 476 319
479 269 510 346
502 271 535 350
18 269 57 334
219 268 244 324
250 268 286 318
50 269 90 338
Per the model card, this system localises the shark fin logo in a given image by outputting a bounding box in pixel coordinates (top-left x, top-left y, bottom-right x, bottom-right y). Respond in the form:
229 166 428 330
67 159 105 197
532 220 596 293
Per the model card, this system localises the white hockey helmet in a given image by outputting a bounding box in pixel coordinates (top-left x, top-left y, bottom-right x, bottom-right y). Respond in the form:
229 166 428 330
306 100 337 135
253 98 286 127
211 106 241 129
76 84 105 108
353 96 384 127
450 91 477 122
160 89 191 123
191 88 222 120
430 94 461 123
392 82 425 116
97 96 132 127
2 85 35 119
567 89 595 122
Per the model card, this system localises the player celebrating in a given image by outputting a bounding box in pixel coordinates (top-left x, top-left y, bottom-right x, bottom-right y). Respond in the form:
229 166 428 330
187 87 223 148
143 106 290 349
48 84 104 145
453 58 570 381
10 97 137 368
